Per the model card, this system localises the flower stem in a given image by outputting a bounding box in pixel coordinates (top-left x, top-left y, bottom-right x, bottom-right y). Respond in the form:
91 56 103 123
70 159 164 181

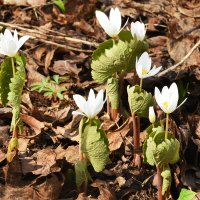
11 57 15 78
157 164 163 200
165 113 169 140
139 78 143 92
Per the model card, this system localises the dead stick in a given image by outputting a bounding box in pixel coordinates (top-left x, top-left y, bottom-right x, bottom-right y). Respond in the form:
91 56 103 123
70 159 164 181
158 40 200 77
0 21 98 47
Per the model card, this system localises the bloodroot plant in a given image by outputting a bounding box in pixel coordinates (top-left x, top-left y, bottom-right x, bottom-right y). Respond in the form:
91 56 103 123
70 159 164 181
127 51 162 166
93 7 148 120
143 83 187 199
0 29 29 162
72 89 109 189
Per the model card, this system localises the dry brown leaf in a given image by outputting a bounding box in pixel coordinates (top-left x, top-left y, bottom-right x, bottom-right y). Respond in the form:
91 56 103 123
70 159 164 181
51 60 81 76
0 125 10 146
21 114 45 135
54 144 79 164
44 47 57 74
31 149 60 176
73 19 94 34
91 179 116 200
32 173 64 200
64 145 79 164
107 118 131 151
18 138 30 153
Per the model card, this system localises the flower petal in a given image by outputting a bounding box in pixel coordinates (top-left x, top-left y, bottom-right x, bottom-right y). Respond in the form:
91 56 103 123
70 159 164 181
155 87 168 113
140 52 151 72
94 89 104 115
73 94 87 114
6 40 18 57
13 30 18 43
147 66 162 77
4 29 13 41
131 21 146 41
109 7 121 32
96 10 116 37
167 83 179 113
72 111 86 117
18 35 29 49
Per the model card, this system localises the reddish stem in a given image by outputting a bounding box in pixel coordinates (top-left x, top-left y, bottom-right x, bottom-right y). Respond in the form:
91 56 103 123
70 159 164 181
132 113 141 167
107 96 111 117
111 108 119 121
157 165 163 200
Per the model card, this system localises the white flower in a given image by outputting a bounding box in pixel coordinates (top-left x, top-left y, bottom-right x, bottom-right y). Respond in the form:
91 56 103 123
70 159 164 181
149 106 156 123
72 89 105 119
0 29 29 57
136 52 162 79
95 7 126 38
131 21 146 41
154 82 187 114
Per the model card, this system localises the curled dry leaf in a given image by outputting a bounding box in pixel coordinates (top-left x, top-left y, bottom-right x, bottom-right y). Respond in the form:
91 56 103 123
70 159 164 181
32 173 64 200
21 114 45 135
51 60 81 76
91 179 117 200
20 149 59 176
55 145 79 164
107 118 131 151
73 19 94 34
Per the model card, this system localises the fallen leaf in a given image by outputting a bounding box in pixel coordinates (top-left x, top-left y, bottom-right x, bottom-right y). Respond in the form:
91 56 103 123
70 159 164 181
73 19 94 34
21 114 45 135
51 60 81 76
32 173 64 200
91 179 116 200
107 118 131 151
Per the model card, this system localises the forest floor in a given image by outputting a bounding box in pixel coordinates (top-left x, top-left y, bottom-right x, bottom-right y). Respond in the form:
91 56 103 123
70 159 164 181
0 0 199 199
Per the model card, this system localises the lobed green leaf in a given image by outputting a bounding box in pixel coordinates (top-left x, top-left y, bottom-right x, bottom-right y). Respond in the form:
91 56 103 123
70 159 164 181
0 57 13 106
127 85 154 118
75 160 92 189
91 31 148 83
81 121 109 172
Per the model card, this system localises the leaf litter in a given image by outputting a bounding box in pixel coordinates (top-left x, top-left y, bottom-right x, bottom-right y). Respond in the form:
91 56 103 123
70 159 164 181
0 0 199 199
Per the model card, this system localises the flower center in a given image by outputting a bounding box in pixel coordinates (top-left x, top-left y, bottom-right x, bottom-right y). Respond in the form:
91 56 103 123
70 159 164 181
163 101 169 108
142 69 147 75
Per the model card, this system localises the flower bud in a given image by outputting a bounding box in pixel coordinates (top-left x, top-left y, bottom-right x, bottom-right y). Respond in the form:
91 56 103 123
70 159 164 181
149 106 156 123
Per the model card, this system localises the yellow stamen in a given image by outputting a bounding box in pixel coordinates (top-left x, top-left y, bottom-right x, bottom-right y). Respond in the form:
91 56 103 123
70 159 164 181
163 101 169 108
142 69 147 75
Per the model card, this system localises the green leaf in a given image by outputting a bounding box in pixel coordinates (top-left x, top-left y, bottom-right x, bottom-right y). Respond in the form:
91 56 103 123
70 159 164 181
127 85 154 118
7 137 18 162
8 55 26 130
53 0 66 13
91 31 148 83
81 121 109 172
53 74 59 84
144 130 180 166
75 160 92 189
56 92 64 99
44 91 53 96
107 77 119 109
178 188 196 200
161 164 171 195
0 57 13 106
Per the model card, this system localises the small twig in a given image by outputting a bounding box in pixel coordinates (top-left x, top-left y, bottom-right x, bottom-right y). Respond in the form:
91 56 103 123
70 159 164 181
23 2 54 10
0 21 97 52
17 23 98 47
158 40 200 77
